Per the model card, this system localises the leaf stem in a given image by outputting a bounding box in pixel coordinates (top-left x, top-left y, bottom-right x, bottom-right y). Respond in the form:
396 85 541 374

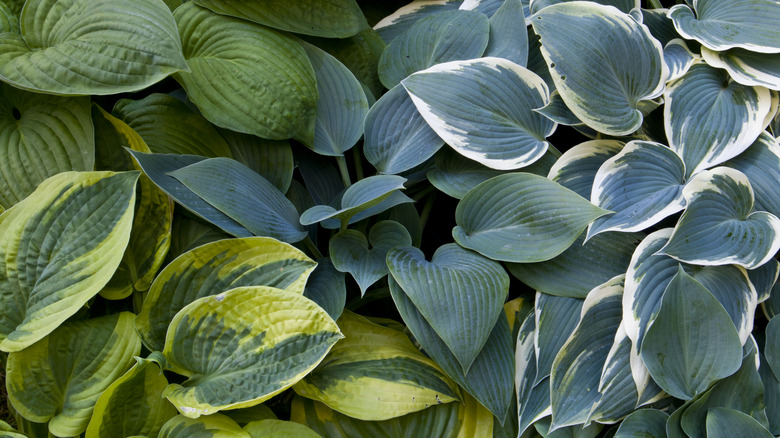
336 155 352 188
419 192 437 232
352 146 365 181
648 0 664 9
303 236 323 259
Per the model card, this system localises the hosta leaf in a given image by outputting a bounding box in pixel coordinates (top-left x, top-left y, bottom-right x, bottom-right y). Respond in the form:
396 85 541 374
136 237 315 352
535 90 582 126
588 325 640 424
0 421 25 438
219 129 293 194
0 2 18 33
330 221 412 294
669 0 780 54
85 359 177 438
192 0 367 38
7 313 141 437
587 141 687 238
530 1 665 135
767 316 780 377
664 63 772 176
293 311 460 420
427 148 503 199
706 408 775 438
0 83 93 209
759 351 780 435
749 258 779 302
534 417 602 438
614 409 668 438
485 0 528 65
303 258 346 321
725 131 780 218
243 419 320 438
363 83 445 175
641 267 743 400
159 414 248 438
534 293 584 385
660 167 780 268
515 312 551 434
158 286 342 418
0 0 187 95
0 171 138 352
547 140 624 199
295 148 343 206
173 3 318 145
530 0 639 14
550 275 624 430
223 405 278 426
169 157 307 243
374 0 463 44
403 57 555 170
112 94 233 158
702 47 780 91
378 10 489 89
453 172 609 263
301 42 369 156
664 39 698 83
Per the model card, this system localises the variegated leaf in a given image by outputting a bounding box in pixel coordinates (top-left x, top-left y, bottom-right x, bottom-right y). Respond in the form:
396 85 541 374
702 47 780 91
547 140 624 199
725 131 780 218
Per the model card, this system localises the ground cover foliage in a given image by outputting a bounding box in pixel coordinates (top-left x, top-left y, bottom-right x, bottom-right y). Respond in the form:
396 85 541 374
0 0 780 436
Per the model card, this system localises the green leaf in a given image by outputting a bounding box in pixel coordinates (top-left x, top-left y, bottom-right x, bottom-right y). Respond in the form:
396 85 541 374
169 157 307 243
748 258 779 303
547 140 624 199
702 47 780 91
641 267 743 400
219 129 293 194
759 351 780 435
378 10 489 89
530 0 639 15
614 409 668 438
403 57 555 170
136 236 316 352
159 414 249 438
534 293 584 384
192 0 368 38
374 0 463 44
767 316 780 377
535 90 582 126
725 131 780 218
0 83 94 209
243 419 320 438
293 310 460 420
515 312 551 434
330 221 412 294
0 171 138 352
0 0 187 95
660 167 780 269
669 0 780 53
173 3 318 145
530 1 665 135
664 63 772 176
588 325 640 424
158 286 342 417
485 0 528 65
453 173 609 263
387 243 509 373
303 258 346 322
85 359 177 438
7 313 141 437
706 408 775 438
0 2 18 34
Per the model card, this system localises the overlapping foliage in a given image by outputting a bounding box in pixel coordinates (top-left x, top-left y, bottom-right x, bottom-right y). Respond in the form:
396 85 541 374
1 0 780 437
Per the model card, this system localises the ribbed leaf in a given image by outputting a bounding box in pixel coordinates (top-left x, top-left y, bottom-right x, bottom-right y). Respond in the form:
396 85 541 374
157 286 342 418
170 157 307 243
6 313 140 437
387 243 509 373
192 0 367 38
485 0 528 65
614 409 668 438
0 2 18 33
515 312 551 434
706 408 775 438
748 259 779 303
0 83 93 209
534 293 584 385
374 0 463 44
726 131 780 218
641 267 743 400
767 316 780 378
173 3 318 145
159 414 248 438
669 0 780 53
665 63 772 176
136 236 316 352
0 421 25 438
664 39 698 83
403 57 555 170
219 129 293 194
530 1 665 135
243 419 320 438
547 140 624 199
660 167 780 268
303 258 346 321
702 47 780 91
0 171 138 352
530 0 639 14
85 359 177 438
453 172 609 263
293 311 460 420
759 351 780 435
588 325 640 424
535 90 582 126
588 141 687 238
378 10 489 89
0 0 187 94
534 417 602 437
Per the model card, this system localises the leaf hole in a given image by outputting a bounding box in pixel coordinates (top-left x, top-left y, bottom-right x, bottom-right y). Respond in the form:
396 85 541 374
561 75 566 80
550 63 556 68
11 107 20 120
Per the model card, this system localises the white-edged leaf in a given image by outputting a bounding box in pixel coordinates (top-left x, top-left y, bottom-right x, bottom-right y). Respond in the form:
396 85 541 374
374 0 463 44
664 38 698 82
534 90 582 126
547 140 624 199
534 293 583 384
702 47 780 91
748 259 779 303
587 324 639 424
530 0 640 15
725 131 780 218
515 311 548 435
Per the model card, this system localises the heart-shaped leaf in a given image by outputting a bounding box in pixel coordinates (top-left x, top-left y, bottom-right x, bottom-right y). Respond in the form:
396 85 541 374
403 57 556 170
706 408 775 438
453 172 609 263
726 131 780 218
547 140 624 199
702 47 780 91
530 1 665 135
0 0 187 95
330 221 412 294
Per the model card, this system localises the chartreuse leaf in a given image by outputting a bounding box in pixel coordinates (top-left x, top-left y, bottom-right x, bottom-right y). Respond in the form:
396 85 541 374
378 10 489 89
301 42 369 157
0 0 186 95
0 171 138 352
157 286 342 418
664 63 772 176
403 57 555 170
159 414 248 438
706 408 775 438
641 267 743 400
0 83 93 209
614 409 668 438
173 3 318 145
6 313 141 437
664 39 698 83
485 0 528 65
669 0 780 54
169 157 307 243
243 419 320 438
726 131 780 218
85 359 177 438
453 173 609 263
702 47 780 90
374 0 463 44
136 236 316 352
293 311 460 420
387 243 509 373
0 2 18 33
549 275 624 430
363 83 445 175
547 140 624 199
587 141 687 238
530 2 665 136
112 94 233 157
0 420 25 438
661 167 780 268
192 0 367 38
330 221 412 294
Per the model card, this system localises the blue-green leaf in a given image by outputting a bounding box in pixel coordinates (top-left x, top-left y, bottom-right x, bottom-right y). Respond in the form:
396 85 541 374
702 47 780 91
485 0 528 65
664 39 698 83
614 409 668 438
534 293 584 384
588 325 640 424
515 311 550 434
547 140 624 199
303 258 346 322
725 131 780 218
706 408 775 438
530 0 639 15
374 0 463 44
